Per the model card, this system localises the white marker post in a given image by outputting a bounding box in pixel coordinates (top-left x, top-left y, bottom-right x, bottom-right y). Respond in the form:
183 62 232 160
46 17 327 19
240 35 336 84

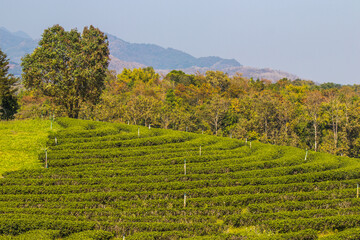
138 127 140 138
184 159 186 175
357 184 359 199
149 124 151 129
123 235 125 240
305 149 308 161
45 149 48 168
230 133 232 138
199 146 202 156
246 138 247 144
250 141 252 149
55 137 57 145
184 193 187 208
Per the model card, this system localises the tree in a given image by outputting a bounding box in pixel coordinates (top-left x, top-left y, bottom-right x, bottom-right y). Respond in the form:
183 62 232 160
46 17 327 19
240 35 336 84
203 96 229 135
125 95 160 126
0 48 19 120
304 90 324 151
21 25 109 118
205 71 230 92
165 70 196 86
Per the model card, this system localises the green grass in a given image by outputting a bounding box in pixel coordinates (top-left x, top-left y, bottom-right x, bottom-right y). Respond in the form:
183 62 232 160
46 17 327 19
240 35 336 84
0 119 61 176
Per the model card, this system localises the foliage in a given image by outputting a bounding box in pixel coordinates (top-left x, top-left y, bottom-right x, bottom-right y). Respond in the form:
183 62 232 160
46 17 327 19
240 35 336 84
17 51 360 157
0 48 19 120
21 25 109 118
72 72 360 158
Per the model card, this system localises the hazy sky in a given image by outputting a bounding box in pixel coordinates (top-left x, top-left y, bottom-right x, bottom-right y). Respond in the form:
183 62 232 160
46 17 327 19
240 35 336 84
1 0 359 84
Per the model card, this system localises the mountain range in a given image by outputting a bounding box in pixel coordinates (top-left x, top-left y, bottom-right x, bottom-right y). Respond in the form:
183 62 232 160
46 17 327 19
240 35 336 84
0 27 298 81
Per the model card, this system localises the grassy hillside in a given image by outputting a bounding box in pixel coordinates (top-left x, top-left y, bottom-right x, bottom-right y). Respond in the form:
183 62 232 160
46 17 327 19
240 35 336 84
0 118 360 239
0 119 60 177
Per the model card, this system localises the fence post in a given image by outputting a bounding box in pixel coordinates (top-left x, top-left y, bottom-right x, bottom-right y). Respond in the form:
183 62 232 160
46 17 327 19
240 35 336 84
184 159 186 175
45 149 48 168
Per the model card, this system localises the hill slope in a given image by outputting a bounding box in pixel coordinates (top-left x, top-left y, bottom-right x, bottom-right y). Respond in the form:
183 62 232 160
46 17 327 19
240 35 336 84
0 118 360 239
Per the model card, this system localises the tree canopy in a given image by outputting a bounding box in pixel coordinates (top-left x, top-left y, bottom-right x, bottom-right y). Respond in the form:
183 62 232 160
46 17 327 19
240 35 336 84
0 48 18 120
21 25 109 118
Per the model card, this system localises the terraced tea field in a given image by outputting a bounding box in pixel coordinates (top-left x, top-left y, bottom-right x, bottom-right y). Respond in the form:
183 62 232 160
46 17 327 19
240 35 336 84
1 118 360 239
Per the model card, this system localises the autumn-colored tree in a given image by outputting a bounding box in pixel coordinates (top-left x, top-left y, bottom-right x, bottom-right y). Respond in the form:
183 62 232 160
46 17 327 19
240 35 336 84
203 95 230 135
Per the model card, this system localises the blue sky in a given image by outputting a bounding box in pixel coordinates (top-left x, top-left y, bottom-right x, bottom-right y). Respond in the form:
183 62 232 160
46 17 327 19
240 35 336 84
1 0 359 84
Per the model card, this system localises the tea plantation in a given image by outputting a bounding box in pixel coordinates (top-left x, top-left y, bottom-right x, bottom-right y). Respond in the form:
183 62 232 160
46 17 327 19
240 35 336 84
1 118 360 239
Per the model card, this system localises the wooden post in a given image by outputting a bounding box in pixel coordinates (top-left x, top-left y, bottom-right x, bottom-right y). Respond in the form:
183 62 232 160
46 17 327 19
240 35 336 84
230 133 232 138
184 193 187 208
245 138 247 143
250 141 252 149
357 184 359 198
45 149 48 168
202 130 204 134
184 159 186 175
305 149 308 161
50 115 53 130
138 127 140 138
199 146 202 156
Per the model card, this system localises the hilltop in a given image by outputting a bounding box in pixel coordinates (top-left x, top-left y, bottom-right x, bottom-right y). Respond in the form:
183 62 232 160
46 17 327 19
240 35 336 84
0 118 359 239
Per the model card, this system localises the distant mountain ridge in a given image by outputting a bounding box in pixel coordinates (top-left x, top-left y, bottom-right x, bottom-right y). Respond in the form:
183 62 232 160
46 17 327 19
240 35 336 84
0 27 37 64
107 34 241 69
0 27 299 81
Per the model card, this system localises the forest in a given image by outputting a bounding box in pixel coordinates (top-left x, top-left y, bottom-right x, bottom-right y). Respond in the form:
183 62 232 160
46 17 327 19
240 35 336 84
15 67 360 158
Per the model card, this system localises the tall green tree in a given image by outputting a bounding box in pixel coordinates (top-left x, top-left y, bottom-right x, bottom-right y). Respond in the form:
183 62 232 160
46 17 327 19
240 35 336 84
0 48 19 120
21 25 109 118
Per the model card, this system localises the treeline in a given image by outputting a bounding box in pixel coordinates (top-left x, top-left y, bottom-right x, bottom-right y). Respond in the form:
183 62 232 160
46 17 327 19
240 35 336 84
16 67 360 158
